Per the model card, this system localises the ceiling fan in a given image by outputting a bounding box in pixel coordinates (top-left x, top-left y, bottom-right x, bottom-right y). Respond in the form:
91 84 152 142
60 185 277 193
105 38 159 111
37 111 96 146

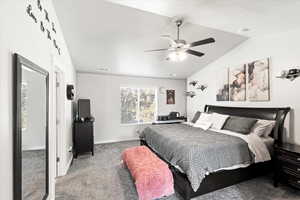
145 19 215 61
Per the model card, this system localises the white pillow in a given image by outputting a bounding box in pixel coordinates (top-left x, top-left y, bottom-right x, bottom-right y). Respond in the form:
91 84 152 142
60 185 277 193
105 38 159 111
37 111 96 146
210 113 229 130
250 120 276 137
196 113 212 122
193 121 212 130
193 113 213 130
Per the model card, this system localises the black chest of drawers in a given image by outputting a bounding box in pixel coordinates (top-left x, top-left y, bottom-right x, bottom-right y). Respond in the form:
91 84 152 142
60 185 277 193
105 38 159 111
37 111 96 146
274 143 300 189
73 121 94 158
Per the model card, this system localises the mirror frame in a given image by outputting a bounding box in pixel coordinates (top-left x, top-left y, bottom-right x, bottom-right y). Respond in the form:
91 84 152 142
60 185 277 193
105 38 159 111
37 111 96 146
13 54 49 200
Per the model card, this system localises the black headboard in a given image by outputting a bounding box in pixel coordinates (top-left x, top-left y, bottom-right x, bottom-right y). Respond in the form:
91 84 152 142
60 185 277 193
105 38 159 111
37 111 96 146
204 105 291 144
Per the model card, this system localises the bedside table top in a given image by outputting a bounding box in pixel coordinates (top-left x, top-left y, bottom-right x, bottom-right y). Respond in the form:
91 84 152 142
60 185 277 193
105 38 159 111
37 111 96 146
275 143 300 155
152 120 185 125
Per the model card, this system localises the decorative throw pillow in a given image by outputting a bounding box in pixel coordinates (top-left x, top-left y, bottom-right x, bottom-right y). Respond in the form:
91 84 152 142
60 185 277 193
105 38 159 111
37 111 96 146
223 116 258 134
191 111 201 123
196 113 212 122
250 120 276 137
210 113 229 130
193 113 213 130
193 121 213 130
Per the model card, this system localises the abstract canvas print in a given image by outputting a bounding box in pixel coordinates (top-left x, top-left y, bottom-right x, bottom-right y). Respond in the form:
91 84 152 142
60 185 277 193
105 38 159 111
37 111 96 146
247 58 270 101
229 64 246 101
166 90 175 104
216 68 229 101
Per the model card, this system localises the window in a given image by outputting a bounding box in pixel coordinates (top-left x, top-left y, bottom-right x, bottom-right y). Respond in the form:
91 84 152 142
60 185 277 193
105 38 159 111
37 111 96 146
121 87 157 124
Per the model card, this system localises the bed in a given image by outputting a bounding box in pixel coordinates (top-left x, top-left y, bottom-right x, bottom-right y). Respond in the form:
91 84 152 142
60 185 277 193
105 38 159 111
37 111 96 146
139 105 290 200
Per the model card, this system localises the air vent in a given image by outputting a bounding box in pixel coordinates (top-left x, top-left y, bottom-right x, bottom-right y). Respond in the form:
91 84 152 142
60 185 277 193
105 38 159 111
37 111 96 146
96 67 109 72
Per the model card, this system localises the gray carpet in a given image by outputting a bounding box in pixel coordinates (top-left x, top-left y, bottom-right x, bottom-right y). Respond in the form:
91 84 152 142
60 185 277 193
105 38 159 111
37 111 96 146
56 141 300 200
23 149 47 200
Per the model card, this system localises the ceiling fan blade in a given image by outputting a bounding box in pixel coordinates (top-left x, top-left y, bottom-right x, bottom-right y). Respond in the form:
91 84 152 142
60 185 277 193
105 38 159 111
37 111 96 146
186 49 205 57
144 48 169 52
189 37 215 47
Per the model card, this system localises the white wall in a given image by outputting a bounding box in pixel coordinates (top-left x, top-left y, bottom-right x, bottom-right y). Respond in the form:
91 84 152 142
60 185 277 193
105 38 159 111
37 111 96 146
187 29 300 145
0 0 76 199
77 73 186 143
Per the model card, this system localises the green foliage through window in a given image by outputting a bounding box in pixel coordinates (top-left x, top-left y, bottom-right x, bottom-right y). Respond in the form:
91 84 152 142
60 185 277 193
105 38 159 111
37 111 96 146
121 87 156 124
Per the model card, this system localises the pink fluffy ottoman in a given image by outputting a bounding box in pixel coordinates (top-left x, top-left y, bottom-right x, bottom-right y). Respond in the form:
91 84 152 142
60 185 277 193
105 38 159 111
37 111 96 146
122 146 174 200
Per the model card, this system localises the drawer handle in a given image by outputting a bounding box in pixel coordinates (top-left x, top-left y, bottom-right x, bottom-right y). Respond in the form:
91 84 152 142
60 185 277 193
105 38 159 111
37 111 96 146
298 158 300 161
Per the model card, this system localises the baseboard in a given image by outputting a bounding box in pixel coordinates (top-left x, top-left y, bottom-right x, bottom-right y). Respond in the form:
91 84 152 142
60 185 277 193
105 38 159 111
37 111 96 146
95 138 139 145
22 145 46 151
48 196 55 200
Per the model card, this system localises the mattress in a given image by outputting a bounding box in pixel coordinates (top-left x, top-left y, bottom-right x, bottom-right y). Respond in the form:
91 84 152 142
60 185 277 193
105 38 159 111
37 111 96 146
139 124 272 191
139 124 267 191
212 136 273 173
172 132 274 175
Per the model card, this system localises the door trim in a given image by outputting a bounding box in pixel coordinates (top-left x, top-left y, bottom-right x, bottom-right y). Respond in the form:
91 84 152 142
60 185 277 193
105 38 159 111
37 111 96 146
54 64 65 177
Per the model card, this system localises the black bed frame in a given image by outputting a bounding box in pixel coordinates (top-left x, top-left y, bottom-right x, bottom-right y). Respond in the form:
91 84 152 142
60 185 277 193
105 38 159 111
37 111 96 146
141 105 290 200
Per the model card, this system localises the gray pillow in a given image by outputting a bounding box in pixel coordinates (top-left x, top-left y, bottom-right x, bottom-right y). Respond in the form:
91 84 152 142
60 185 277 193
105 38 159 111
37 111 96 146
223 116 257 134
191 111 201 123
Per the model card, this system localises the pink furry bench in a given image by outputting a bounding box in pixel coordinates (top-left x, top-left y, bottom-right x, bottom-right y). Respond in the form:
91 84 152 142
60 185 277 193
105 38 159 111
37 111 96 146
122 146 174 200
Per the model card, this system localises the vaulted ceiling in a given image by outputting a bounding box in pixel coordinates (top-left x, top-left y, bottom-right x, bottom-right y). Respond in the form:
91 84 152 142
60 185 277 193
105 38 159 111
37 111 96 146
107 0 300 37
53 0 248 78
53 0 300 79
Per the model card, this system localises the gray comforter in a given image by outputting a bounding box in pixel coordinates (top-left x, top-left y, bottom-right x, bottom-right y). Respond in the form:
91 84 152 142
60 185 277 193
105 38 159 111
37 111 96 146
139 124 254 191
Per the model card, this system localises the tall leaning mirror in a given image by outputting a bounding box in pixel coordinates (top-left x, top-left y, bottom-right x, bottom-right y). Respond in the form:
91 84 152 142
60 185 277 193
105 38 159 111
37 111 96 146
13 54 49 200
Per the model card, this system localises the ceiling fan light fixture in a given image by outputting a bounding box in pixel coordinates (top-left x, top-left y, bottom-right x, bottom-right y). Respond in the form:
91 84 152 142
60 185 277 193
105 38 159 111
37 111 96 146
168 51 187 62
145 19 215 60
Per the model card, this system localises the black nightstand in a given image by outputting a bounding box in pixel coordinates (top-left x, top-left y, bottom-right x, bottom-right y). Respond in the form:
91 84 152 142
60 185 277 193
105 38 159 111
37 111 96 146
274 143 300 189
73 121 94 158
